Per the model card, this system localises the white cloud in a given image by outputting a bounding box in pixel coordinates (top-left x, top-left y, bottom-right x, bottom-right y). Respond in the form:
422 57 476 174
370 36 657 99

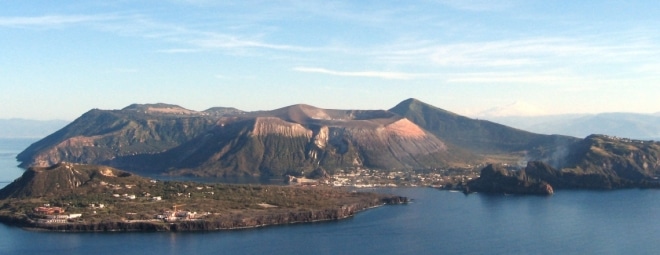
293 67 421 80
191 35 309 51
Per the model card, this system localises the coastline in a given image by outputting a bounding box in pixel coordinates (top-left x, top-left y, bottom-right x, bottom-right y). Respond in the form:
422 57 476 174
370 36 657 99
0 196 408 233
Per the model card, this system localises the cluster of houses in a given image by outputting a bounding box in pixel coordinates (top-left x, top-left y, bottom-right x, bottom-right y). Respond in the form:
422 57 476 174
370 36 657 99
33 206 82 224
156 210 199 222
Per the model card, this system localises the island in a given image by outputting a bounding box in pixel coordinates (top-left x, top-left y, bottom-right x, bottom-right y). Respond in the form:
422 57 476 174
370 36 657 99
0 163 408 232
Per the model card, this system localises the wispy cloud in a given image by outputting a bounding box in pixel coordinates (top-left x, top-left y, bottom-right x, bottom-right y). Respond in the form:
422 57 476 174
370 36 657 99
0 14 114 27
157 48 203 53
445 70 647 88
100 14 313 54
293 67 422 80
377 35 660 70
436 0 517 12
191 35 310 51
0 13 311 54
445 71 576 84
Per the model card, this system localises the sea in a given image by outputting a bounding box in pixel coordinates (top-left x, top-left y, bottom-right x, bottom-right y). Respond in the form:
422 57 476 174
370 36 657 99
1 138 659 255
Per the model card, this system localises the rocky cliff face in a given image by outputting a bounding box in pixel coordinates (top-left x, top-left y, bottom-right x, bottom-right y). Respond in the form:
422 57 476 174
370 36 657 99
465 164 554 195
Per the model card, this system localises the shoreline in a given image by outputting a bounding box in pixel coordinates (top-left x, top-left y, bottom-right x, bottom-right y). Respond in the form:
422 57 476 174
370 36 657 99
1 197 407 233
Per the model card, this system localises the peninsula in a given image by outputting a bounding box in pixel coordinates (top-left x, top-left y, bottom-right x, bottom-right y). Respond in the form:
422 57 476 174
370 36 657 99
0 163 407 232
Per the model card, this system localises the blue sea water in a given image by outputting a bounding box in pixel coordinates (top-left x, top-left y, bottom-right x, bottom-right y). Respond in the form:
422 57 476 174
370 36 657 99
0 139 659 255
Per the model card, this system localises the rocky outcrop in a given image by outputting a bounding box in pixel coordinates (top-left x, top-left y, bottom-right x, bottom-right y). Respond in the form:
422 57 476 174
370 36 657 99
465 164 554 195
467 155 660 195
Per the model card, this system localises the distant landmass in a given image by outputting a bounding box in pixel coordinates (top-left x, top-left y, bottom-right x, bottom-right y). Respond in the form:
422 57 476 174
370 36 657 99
0 119 69 138
482 113 660 141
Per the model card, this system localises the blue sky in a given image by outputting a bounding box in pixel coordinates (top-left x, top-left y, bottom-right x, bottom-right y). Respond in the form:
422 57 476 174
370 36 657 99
1 0 659 120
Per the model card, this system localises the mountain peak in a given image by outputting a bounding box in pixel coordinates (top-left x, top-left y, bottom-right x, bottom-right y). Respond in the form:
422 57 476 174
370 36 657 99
392 98 424 110
389 98 459 121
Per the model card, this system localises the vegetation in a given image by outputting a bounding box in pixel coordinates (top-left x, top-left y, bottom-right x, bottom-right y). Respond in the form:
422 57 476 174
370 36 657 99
0 163 407 232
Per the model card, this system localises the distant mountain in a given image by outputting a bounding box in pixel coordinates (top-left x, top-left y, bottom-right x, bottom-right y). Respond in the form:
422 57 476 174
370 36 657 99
485 113 660 140
475 101 546 117
0 119 69 138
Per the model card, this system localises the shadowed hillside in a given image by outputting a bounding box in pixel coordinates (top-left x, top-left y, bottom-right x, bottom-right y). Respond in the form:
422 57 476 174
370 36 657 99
389 98 580 164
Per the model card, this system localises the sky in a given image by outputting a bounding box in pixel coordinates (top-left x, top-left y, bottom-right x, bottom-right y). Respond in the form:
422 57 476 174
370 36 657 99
1 0 659 120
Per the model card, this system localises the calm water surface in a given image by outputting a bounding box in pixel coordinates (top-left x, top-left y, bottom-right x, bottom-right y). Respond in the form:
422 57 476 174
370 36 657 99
1 139 658 255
